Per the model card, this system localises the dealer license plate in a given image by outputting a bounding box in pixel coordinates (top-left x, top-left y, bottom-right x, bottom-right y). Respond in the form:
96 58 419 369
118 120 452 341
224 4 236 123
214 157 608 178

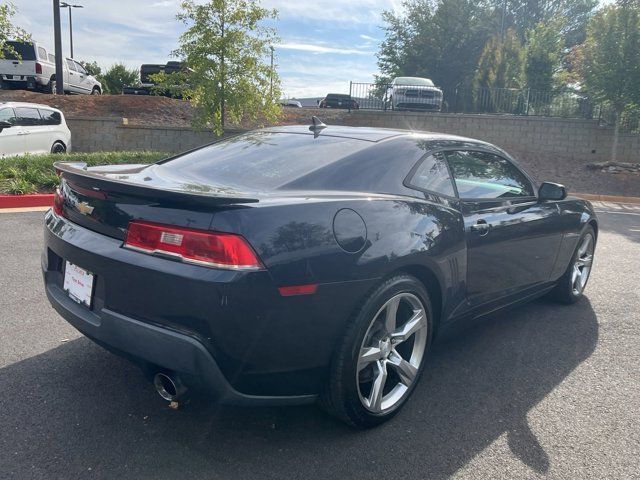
63 261 95 308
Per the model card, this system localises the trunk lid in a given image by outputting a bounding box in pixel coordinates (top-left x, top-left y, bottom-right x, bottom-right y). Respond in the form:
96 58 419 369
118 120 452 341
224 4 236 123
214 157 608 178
55 162 259 240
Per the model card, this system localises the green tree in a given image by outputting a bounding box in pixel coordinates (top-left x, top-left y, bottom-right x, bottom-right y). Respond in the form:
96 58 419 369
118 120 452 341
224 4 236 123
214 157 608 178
474 29 525 90
0 3 30 59
155 0 281 134
102 63 138 94
79 60 102 77
524 17 565 91
377 1 597 93
377 0 495 93
473 28 525 113
581 2 640 115
492 0 597 47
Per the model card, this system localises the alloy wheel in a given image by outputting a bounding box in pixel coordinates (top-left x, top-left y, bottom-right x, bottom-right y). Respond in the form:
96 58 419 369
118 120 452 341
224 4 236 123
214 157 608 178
356 293 428 414
572 233 594 296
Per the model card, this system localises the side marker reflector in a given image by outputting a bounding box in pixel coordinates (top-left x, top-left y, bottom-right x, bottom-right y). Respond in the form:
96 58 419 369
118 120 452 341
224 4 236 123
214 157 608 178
278 284 318 296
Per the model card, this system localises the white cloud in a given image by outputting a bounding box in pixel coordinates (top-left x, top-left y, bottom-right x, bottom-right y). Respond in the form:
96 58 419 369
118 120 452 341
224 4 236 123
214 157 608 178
277 42 372 56
263 0 403 24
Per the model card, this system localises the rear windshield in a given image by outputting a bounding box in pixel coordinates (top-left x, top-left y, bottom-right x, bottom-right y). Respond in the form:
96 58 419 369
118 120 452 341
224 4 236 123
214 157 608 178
2 41 37 61
157 132 371 190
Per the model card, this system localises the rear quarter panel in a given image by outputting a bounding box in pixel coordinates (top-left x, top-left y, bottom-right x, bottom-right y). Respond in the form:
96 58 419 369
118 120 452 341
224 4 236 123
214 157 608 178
210 195 466 319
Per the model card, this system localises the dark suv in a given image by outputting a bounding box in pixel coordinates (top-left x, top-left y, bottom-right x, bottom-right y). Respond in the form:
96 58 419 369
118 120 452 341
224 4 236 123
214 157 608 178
318 93 359 109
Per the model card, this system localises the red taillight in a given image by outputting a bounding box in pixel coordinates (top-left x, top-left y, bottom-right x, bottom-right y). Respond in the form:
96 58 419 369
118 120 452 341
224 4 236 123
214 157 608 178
35 62 42 74
124 221 263 270
278 284 318 296
53 187 64 216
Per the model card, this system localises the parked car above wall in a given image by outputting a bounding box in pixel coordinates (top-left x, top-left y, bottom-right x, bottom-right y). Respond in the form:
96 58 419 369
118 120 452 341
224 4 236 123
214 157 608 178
0 102 71 157
0 41 102 95
386 76 443 111
280 99 303 108
318 93 359 110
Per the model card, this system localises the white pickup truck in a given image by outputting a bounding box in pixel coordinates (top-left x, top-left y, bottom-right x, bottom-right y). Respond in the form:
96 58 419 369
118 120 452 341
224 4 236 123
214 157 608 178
0 41 102 95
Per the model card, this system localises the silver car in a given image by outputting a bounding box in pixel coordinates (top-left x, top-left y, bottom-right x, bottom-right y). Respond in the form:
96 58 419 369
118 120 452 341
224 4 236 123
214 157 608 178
386 76 443 111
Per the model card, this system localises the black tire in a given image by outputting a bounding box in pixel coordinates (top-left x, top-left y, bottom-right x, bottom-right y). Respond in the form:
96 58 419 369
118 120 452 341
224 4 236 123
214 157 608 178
320 274 433 428
550 226 596 304
51 141 66 154
91 87 101 95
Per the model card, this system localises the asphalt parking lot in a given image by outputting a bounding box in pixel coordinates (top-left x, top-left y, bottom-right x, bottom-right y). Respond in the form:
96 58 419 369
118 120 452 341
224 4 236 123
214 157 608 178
1 203 638 480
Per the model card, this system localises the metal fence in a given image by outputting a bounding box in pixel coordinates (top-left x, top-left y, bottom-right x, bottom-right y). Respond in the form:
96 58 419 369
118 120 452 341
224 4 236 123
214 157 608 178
348 82 607 122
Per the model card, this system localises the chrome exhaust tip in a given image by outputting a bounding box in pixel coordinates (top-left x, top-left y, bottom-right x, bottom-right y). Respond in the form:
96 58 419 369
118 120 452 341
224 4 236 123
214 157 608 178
153 372 187 402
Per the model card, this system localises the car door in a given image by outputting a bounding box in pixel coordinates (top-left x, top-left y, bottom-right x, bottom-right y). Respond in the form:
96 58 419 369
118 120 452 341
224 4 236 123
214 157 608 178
443 149 564 307
65 58 80 93
14 107 49 154
73 60 93 94
0 107 23 157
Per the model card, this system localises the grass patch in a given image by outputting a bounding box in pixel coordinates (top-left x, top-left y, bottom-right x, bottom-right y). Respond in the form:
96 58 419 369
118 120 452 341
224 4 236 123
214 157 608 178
0 151 168 195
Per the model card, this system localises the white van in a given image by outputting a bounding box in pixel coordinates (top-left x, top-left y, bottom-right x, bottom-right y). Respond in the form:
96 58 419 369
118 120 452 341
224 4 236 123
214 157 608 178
0 41 102 95
0 102 72 157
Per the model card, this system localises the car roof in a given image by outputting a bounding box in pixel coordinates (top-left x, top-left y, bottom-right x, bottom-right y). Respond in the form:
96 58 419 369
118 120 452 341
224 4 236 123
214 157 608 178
260 124 496 148
0 101 60 111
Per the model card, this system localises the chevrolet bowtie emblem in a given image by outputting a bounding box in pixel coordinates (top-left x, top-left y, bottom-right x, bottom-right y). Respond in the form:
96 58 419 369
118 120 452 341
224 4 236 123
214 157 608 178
77 201 94 216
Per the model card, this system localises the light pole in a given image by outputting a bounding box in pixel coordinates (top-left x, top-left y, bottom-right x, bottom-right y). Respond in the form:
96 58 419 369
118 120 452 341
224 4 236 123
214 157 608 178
60 2 83 59
269 46 274 99
53 0 64 94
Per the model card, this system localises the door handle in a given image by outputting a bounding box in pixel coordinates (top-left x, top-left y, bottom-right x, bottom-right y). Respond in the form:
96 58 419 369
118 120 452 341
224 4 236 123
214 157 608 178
470 220 490 236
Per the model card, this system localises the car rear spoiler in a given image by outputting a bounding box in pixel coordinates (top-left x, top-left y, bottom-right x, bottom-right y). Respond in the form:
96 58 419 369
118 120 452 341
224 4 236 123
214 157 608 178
54 161 260 207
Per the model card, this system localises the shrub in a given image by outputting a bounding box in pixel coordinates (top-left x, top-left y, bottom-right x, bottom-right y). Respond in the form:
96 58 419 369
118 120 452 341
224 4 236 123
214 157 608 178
0 151 168 194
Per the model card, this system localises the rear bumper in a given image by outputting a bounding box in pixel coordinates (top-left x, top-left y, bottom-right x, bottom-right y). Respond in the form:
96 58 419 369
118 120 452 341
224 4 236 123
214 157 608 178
0 75 39 89
44 278 315 406
42 210 374 403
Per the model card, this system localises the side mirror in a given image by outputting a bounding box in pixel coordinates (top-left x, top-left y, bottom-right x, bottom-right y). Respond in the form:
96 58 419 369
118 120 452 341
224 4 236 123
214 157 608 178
538 182 567 201
0 120 12 133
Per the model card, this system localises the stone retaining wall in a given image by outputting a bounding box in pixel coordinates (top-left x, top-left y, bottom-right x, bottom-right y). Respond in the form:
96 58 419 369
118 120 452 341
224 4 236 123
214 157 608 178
341 111 639 163
66 117 232 153
66 112 639 164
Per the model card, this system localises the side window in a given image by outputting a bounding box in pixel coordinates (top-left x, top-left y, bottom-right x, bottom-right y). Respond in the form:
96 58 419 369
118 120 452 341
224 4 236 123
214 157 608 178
14 107 42 127
0 107 17 125
407 152 455 197
48 54 55 63
66 59 77 71
39 109 62 125
38 46 47 60
445 150 534 200
74 61 86 75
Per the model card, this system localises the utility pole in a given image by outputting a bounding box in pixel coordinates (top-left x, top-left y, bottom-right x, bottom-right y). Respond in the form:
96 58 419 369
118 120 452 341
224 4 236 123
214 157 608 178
500 0 507 39
60 3 83 59
269 46 274 99
53 0 64 94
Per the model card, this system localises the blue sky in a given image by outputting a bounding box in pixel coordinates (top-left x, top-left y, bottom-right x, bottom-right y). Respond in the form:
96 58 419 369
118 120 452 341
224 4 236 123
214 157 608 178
12 0 403 98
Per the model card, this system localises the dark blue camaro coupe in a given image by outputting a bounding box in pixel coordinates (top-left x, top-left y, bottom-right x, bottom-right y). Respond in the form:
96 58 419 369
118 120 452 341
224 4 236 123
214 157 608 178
43 120 597 427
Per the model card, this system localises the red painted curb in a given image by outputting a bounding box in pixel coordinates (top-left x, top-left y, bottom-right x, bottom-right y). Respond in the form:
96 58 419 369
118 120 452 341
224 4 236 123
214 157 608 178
0 194 54 208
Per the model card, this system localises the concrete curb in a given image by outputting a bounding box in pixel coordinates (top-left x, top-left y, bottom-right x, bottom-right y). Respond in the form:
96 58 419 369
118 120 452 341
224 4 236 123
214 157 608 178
0 194 54 209
574 193 640 205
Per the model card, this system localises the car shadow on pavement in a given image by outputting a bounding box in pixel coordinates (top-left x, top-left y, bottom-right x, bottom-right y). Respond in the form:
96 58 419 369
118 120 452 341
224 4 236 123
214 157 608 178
0 297 598 480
